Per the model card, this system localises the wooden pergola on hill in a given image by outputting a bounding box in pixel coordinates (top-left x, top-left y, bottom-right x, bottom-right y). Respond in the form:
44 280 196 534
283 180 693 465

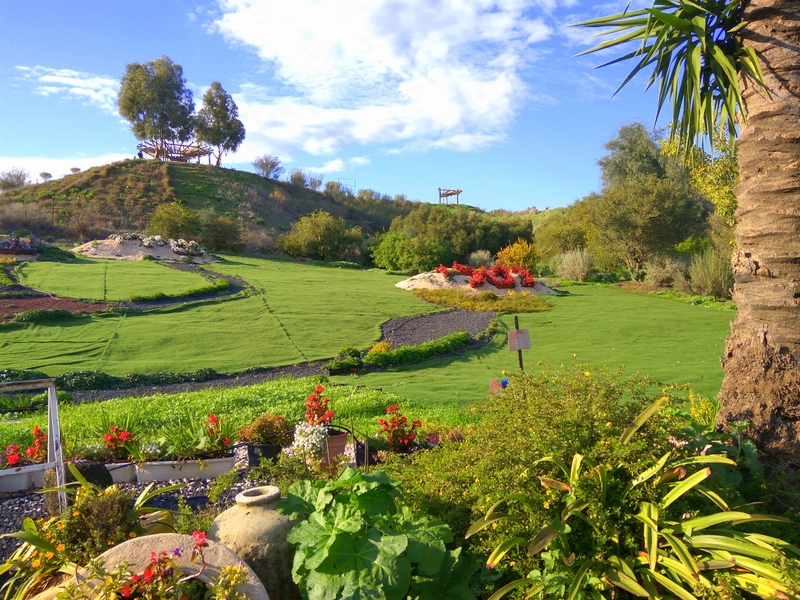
438 187 462 204
137 140 213 163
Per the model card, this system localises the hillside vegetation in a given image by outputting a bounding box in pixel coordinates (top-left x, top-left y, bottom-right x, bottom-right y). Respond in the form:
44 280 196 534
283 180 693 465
0 160 420 244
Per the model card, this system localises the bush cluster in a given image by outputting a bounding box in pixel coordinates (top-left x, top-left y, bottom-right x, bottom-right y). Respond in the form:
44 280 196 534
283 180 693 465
495 238 538 272
363 331 471 367
11 308 77 323
54 368 219 391
381 361 687 577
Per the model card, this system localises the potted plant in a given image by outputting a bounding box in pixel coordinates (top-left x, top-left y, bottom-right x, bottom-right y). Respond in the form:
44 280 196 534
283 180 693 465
292 385 348 468
136 413 236 483
0 426 51 492
101 425 139 483
237 413 292 467
378 403 422 453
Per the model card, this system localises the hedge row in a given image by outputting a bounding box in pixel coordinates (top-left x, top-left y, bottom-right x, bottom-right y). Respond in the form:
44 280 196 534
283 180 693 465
363 331 471 367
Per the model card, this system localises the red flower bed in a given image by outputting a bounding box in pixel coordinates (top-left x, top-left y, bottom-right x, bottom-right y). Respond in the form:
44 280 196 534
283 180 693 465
463 264 537 289
451 262 475 276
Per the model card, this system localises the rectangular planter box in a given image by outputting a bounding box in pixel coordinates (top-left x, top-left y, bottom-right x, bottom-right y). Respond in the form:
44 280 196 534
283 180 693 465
0 468 34 493
135 456 236 483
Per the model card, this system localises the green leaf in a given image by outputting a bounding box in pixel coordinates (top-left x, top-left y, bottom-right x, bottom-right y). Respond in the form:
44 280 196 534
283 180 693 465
538 476 571 492
569 454 584 487
681 511 785 532
645 569 695 600
660 531 699 578
647 9 693 33
688 535 778 560
605 568 648 597
693 485 729 511
637 503 658 570
567 560 594 600
487 537 526 569
396 507 451 576
528 525 561 556
486 577 536 600
660 467 710 508
465 513 520 538
409 548 480 600
561 500 589 524
620 397 666 444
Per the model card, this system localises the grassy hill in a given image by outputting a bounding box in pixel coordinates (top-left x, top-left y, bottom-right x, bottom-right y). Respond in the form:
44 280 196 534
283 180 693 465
0 160 420 244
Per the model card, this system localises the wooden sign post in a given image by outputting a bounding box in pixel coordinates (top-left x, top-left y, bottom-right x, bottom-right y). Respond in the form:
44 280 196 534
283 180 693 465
508 315 530 372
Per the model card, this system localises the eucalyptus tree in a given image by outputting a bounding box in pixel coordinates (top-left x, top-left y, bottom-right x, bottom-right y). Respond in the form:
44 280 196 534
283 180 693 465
578 0 800 460
118 55 195 160
194 81 245 167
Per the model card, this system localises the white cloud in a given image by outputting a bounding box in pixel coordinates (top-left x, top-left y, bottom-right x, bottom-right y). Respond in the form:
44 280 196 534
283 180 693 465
14 66 120 116
0 154 132 182
212 0 556 157
310 159 345 173
349 157 371 167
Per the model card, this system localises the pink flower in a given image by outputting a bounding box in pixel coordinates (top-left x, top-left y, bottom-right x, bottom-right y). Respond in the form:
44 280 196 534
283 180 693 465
192 530 207 546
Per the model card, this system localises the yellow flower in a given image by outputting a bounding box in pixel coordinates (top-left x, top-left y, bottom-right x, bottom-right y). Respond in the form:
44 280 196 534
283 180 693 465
584 371 591 377
72 511 79 517
31 559 41 568
45 552 54 559
129 532 137 538
56 544 65 552
605 422 613 428
56 522 64 530
543 501 550 509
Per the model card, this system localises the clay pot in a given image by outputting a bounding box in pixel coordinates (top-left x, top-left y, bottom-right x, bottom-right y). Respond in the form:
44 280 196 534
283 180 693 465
208 486 300 600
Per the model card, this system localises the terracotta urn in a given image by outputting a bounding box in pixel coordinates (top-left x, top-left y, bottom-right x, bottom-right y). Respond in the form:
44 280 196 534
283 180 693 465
208 485 300 600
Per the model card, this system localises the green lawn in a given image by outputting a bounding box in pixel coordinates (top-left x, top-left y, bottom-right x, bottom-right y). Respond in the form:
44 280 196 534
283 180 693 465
332 285 732 413
0 256 440 375
15 258 209 301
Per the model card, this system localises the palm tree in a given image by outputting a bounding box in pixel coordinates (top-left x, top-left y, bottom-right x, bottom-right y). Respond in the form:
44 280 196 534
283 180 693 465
578 0 800 465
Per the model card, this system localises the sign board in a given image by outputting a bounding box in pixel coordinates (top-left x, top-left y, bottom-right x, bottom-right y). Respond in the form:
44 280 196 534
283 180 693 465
508 329 531 352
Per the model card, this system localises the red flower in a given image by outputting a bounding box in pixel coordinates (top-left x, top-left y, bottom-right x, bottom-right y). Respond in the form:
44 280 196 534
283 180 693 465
223 438 231 446
119 431 131 441
26 446 35 457
121 587 133 597
208 414 217 426
315 384 324 394
143 567 154 583
192 530 207 546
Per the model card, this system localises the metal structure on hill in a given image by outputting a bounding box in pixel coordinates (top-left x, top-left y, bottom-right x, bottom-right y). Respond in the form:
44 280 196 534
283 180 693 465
137 140 213 163
438 187 462 204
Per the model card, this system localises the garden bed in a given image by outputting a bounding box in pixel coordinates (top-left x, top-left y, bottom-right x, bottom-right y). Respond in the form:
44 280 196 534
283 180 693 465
0 296 108 322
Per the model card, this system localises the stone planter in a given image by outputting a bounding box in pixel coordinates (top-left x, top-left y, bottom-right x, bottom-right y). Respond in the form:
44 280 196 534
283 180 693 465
31 533 268 600
135 456 235 483
209 486 300 600
246 443 282 467
106 462 136 484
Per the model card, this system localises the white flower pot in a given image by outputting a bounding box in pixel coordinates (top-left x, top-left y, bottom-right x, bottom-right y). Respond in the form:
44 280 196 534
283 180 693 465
106 462 137 484
135 456 236 483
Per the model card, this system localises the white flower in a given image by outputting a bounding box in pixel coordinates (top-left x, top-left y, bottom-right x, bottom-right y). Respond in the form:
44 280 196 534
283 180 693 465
292 422 329 457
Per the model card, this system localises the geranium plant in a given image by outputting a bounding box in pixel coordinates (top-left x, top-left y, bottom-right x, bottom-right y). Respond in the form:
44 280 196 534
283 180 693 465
305 385 334 426
2 443 25 468
102 425 137 461
157 412 235 460
378 403 422 452
26 425 47 463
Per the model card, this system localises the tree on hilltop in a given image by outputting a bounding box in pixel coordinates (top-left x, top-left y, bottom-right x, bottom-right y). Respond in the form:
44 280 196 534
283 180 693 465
0 167 32 192
194 81 245 167
118 55 195 160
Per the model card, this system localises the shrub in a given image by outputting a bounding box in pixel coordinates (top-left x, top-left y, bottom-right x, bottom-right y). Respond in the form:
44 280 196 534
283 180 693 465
12 308 76 323
201 215 242 252
278 468 480 600
363 331 471 367
469 398 799 600
412 288 550 313
252 154 284 179
381 361 688 579
288 168 321 189
687 250 733 298
237 412 292 445
371 231 452 274
369 340 392 354
467 249 493 268
643 255 688 288
556 248 593 281
495 238 538 272
148 202 201 240
277 210 362 262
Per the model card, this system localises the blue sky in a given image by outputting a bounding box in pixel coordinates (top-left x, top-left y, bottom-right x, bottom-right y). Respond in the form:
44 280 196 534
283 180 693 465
0 0 662 212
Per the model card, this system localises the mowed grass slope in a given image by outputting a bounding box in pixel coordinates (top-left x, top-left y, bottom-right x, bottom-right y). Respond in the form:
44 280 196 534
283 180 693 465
332 285 732 412
0 256 440 375
15 258 209 301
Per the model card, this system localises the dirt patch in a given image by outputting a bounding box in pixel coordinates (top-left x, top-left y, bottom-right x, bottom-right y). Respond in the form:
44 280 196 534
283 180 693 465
72 239 215 263
0 297 108 322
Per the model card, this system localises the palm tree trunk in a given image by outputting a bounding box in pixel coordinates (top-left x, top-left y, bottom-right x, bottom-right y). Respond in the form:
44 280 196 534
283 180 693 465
717 0 800 466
